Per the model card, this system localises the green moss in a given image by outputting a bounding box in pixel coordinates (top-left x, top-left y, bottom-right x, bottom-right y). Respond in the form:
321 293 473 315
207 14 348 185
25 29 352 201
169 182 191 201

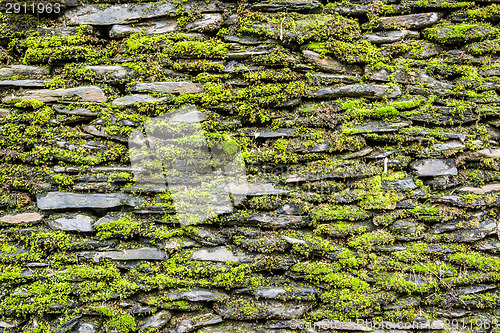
348 230 395 250
238 12 360 44
311 204 369 223
95 215 142 240
424 22 498 44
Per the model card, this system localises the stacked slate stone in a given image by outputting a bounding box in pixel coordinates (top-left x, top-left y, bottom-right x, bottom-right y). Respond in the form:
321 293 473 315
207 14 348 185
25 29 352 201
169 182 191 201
3 0 500 331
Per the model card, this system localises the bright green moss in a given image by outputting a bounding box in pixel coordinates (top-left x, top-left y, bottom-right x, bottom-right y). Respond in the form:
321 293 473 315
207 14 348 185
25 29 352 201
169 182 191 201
424 22 498 44
238 12 360 44
95 215 142 240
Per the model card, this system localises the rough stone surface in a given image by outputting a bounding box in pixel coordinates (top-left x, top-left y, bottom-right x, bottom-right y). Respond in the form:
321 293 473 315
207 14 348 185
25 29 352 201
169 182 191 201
411 159 458 176
315 84 401 99
64 3 177 25
0 212 43 224
376 12 440 29
82 247 167 262
110 19 179 38
130 82 203 94
37 192 143 210
48 214 95 232
2 86 107 103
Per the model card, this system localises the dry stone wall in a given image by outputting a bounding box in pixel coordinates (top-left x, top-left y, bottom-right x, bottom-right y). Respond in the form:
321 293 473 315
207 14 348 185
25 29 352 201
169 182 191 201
2 0 500 332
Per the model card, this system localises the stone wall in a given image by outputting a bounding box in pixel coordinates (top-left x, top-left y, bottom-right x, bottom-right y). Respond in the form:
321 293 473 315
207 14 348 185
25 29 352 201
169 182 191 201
1 0 500 332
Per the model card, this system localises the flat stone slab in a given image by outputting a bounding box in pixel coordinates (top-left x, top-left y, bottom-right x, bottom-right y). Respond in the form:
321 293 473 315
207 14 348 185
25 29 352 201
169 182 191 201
185 13 223 32
227 182 290 196
48 214 95 232
458 183 500 195
0 79 49 88
0 212 43 224
3 86 106 103
112 94 168 106
37 192 143 210
302 50 353 74
110 19 178 38
376 12 439 29
64 3 177 25
84 66 137 81
315 84 401 99
363 30 419 43
82 247 167 262
191 246 262 263
130 82 203 94
166 289 226 302
0 65 49 78
411 159 458 176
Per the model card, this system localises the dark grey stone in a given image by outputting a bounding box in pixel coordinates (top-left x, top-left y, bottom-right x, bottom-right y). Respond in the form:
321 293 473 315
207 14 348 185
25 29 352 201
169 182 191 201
131 82 203 94
375 12 440 29
37 192 143 210
411 159 458 176
81 247 167 262
363 30 419 44
315 84 401 99
0 65 49 78
185 14 223 32
64 3 177 25
191 246 262 263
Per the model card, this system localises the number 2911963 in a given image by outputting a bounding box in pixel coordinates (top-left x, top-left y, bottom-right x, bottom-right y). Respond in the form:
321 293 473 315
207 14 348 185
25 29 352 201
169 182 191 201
4 2 61 14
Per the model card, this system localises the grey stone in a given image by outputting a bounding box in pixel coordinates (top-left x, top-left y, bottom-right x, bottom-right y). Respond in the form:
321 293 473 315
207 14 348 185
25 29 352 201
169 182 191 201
252 128 296 138
171 313 222 333
138 311 170 330
434 141 466 152
251 0 321 12
0 79 49 88
48 214 94 232
0 212 43 224
112 94 168 106
455 284 497 295
131 82 203 94
82 247 167 262
78 323 95 333
244 214 309 228
302 50 353 74
315 84 401 99
457 183 500 195
191 246 262 263
415 73 453 90
64 3 177 26
0 108 10 117
0 65 49 78
2 86 106 103
84 65 137 82
185 14 223 32
170 111 207 123
53 105 98 117
382 177 418 191
348 121 410 134
236 287 318 300
110 19 178 38
411 159 458 176
375 12 440 29
167 289 225 302
227 182 290 196
36 192 143 210
363 30 419 44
